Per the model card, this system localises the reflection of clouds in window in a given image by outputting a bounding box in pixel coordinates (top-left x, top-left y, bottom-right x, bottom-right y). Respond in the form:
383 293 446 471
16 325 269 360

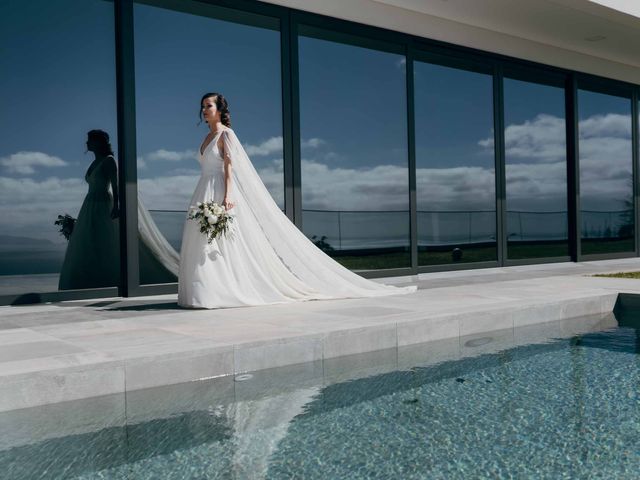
479 112 633 211
244 137 283 156
1 151 68 175
301 160 409 210
137 149 198 171
245 137 283 156
497 112 566 213
579 113 631 139
579 113 632 211
505 162 567 211
480 114 565 164
145 149 197 162
0 176 86 244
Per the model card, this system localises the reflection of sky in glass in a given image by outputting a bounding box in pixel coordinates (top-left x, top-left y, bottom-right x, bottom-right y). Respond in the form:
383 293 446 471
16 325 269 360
414 62 495 212
578 89 633 249
298 35 409 211
414 61 496 258
0 0 117 282
298 34 410 265
134 3 283 212
504 78 566 213
578 90 632 212
504 78 567 254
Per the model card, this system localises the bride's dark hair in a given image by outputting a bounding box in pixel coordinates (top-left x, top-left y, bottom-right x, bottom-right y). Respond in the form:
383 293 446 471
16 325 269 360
199 92 232 127
88 129 114 156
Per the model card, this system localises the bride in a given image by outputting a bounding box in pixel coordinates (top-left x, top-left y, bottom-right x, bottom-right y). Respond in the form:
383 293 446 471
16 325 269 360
177 92 417 309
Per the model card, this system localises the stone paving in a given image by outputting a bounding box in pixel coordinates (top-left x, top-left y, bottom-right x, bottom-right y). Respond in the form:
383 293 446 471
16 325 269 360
2 258 640 412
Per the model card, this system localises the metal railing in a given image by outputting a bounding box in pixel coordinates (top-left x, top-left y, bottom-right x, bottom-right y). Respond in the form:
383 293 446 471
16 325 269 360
147 208 634 250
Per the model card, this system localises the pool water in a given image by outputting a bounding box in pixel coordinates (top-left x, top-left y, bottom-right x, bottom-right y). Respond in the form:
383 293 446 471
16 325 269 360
1 312 639 479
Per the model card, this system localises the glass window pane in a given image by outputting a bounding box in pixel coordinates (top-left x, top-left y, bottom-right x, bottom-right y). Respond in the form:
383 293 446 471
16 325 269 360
414 61 496 265
134 3 283 284
578 89 634 255
299 34 410 270
504 78 568 259
0 0 118 296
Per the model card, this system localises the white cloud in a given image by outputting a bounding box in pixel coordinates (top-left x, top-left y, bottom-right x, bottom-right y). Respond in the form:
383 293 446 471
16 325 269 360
2 114 634 243
242 136 325 156
301 138 326 149
136 149 197 169
0 176 86 243
1 151 68 175
146 149 197 162
505 114 566 163
244 136 283 156
580 113 631 139
478 114 566 163
478 112 633 210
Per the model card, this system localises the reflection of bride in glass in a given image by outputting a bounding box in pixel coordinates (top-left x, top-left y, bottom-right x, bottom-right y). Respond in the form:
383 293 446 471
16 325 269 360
177 93 417 308
59 130 179 290
58 130 120 290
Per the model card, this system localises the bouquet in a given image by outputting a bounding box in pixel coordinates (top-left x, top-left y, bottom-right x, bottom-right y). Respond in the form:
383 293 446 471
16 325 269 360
188 201 235 244
54 214 76 241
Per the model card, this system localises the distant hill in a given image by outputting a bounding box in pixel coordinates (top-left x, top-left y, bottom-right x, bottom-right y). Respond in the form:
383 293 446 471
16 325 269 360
0 235 57 248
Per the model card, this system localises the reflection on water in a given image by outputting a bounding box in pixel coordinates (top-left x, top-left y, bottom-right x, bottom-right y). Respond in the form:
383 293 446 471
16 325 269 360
2 312 640 479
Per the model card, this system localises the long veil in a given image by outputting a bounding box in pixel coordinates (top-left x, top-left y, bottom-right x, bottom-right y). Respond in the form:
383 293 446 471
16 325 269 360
222 129 417 298
138 196 180 278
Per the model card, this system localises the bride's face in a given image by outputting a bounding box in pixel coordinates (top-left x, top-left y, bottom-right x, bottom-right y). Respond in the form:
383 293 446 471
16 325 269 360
202 97 220 123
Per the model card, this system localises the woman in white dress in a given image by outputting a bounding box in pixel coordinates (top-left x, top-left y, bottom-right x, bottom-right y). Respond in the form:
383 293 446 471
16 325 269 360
177 93 417 309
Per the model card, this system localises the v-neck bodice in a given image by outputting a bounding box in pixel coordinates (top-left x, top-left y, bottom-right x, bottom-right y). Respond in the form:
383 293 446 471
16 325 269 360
199 130 226 176
85 155 114 196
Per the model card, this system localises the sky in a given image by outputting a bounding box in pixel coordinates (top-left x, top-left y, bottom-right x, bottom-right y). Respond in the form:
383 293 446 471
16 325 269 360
0 0 636 278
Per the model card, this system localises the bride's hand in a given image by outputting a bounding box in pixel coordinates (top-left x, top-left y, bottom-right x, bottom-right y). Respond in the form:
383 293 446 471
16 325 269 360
222 198 234 210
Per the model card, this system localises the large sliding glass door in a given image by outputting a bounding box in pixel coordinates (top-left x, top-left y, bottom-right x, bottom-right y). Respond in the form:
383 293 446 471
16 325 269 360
503 75 569 260
298 28 411 270
414 59 497 266
578 88 634 256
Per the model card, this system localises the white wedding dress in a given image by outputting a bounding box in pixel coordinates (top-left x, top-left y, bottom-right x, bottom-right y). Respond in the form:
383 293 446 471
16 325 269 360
177 127 417 309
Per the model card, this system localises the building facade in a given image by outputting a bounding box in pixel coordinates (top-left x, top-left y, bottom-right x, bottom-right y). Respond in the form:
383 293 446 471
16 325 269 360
1 0 639 305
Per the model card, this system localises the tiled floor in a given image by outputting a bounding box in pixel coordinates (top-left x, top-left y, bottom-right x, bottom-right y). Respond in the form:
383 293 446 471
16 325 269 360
2 258 640 412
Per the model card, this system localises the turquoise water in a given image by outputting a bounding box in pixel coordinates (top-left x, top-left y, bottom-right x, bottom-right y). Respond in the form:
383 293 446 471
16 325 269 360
1 313 639 479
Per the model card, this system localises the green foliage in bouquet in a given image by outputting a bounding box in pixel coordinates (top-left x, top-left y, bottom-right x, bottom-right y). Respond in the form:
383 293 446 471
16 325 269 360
188 201 235 244
54 214 76 241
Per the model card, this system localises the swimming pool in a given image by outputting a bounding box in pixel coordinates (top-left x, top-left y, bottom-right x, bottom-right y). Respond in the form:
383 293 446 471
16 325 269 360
1 311 638 479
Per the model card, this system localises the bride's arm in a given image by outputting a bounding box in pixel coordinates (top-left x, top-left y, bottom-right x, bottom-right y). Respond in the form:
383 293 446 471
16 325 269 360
220 131 234 210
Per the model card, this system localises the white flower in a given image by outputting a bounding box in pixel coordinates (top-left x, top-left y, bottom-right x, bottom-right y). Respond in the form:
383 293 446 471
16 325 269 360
196 202 202 207
213 204 224 215
207 215 218 225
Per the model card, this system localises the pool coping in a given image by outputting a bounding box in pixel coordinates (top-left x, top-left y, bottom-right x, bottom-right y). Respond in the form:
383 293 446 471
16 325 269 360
2 259 640 412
